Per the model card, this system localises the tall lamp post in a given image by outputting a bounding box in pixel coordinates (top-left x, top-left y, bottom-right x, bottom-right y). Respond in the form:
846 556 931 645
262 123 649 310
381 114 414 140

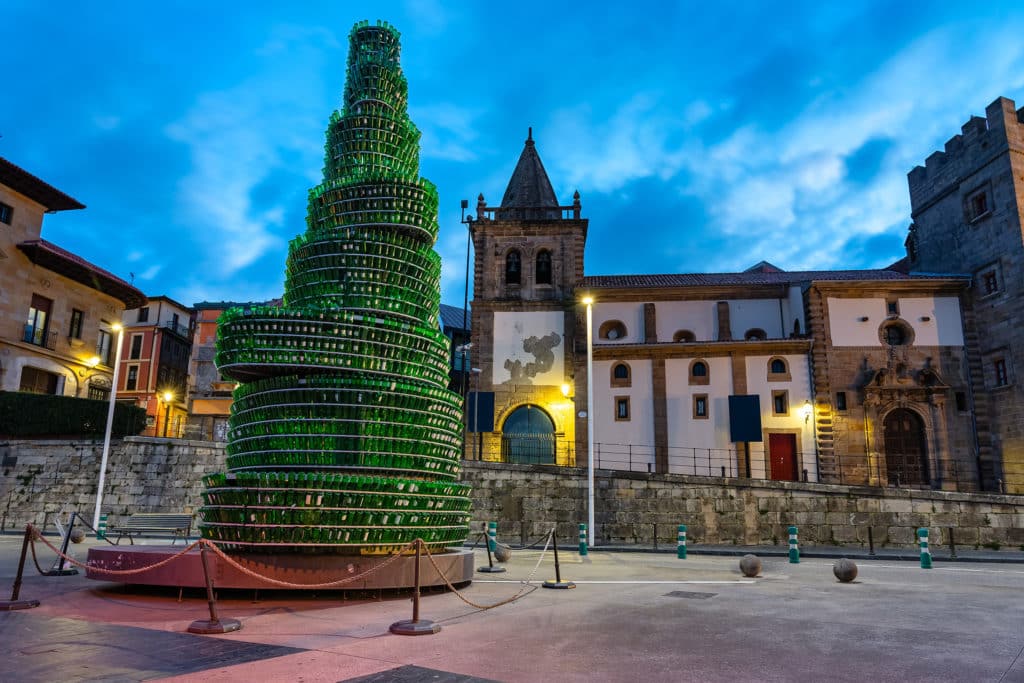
455 343 473 458
162 390 174 438
582 295 595 546
459 199 471 400
93 323 124 531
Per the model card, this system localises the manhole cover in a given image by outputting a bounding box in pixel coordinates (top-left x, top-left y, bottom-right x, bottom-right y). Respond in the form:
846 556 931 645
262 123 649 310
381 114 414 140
664 591 716 599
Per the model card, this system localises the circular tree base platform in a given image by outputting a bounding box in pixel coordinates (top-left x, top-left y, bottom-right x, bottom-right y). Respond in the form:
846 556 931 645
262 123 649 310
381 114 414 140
85 545 473 590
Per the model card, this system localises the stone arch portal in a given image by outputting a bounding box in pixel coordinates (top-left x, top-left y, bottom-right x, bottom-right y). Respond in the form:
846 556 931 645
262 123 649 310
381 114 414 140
501 404 556 464
882 408 929 486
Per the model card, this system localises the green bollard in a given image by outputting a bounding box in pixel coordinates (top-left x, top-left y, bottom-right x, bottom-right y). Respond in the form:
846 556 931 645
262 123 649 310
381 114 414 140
788 525 800 564
918 527 932 569
487 521 497 553
97 514 108 541
677 524 687 559
579 523 588 556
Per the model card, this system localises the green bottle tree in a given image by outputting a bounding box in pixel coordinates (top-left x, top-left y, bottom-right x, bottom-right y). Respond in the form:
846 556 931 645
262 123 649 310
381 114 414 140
199 20 472 555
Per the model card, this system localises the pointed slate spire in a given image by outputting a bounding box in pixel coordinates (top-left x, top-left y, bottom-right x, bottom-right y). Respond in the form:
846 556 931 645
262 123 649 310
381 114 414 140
497 128 560 219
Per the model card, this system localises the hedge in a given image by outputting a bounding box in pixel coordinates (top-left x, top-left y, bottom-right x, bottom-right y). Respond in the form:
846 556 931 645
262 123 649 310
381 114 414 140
0 391 147 437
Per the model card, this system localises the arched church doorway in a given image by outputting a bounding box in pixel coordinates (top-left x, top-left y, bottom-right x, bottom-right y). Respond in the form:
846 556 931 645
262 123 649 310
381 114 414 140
883 408 928 486
501 404 556 464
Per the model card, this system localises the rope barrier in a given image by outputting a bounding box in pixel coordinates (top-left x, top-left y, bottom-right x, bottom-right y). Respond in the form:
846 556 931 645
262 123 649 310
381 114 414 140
24 520 557 614
202 539 416 589
30 527 203 576
422 527 553 610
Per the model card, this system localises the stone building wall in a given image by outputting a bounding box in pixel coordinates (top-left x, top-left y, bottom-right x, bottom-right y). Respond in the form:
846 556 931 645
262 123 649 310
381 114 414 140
1 438 1021 551
906 96 1024 492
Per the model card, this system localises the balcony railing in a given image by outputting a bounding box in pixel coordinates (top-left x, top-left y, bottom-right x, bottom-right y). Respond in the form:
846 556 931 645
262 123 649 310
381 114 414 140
22 325 57 350
162 320 191 339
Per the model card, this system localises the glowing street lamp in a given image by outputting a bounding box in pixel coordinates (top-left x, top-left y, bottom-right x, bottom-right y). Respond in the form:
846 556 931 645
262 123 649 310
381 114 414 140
93 323 124 531
581 294 595 546
162 390 175 438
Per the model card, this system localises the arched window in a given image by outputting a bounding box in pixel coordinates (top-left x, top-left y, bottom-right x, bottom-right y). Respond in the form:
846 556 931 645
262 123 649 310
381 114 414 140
501 404 555 464
505 250 521 285
536 250 552 285
611 362 631 387
689 359 710 385
599 320 627 340
673 330 696 343
744 328 767 341
767 356 792 382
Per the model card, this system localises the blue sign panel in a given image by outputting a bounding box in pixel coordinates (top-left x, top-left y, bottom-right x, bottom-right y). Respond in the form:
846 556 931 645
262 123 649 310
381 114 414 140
728 395 763 442
467 391 495 432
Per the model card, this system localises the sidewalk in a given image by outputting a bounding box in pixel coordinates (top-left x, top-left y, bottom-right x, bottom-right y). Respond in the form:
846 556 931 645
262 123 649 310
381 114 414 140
495 539 1024 563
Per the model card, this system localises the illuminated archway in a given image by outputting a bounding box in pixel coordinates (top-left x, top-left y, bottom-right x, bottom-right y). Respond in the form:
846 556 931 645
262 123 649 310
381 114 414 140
501 404 556 464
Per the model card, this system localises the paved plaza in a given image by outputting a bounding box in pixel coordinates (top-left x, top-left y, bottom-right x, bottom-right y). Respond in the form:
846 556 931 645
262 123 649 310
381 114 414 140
0 533 1023 682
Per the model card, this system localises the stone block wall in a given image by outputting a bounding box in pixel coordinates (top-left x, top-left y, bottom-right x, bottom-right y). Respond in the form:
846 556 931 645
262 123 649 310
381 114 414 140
0 439 1021 551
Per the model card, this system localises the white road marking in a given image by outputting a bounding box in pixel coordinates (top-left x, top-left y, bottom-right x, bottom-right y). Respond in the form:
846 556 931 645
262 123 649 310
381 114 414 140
473 579 756 585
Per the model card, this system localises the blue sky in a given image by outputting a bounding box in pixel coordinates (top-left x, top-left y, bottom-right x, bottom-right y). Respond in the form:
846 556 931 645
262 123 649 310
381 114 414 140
6 1 1024 309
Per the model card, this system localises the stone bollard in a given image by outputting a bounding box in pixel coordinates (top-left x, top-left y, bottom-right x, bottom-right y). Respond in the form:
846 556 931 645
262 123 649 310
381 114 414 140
487 521 498 553
740 554 761 577
833 558 858 583
918 528 932 569
788 525 800 564
494 542 512 563
578 523 588 556
677 525 687 559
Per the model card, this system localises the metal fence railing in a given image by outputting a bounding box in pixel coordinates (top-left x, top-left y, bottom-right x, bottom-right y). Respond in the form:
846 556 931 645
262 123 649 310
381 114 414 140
478 438 996 493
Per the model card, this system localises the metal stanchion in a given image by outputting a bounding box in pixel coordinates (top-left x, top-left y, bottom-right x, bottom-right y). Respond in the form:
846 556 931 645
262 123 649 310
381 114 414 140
390 540 441 635
188 541 241 634
477 531 505 574
44 512 79 576
0 525 40 611
543 529 575 589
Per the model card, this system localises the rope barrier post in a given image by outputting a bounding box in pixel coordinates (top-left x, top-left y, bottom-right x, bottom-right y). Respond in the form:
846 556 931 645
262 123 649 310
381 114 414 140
478 530 505 573
44 512 79 576
543 528 575 589
390 539 441 635
788 525 800 564
677 524 687 559
188 541 241 634
0 525 40 611
578 523 588 556
918 528 932 569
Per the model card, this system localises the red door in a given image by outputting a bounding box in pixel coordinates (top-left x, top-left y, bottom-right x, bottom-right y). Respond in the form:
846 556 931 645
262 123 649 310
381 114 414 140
769 433 798 481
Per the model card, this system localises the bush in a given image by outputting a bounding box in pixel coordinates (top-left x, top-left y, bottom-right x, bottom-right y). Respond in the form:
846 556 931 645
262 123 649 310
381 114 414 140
0 391 146 437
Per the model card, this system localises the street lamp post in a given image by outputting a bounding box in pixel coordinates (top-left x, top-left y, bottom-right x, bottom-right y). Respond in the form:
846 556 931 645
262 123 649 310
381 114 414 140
93 323 124 531
162 391 174 438
459 199 471 400
582 296 595 546
471 367 482 460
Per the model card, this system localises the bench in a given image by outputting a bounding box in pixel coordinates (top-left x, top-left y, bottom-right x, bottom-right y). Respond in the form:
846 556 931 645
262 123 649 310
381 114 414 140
110 513 193 545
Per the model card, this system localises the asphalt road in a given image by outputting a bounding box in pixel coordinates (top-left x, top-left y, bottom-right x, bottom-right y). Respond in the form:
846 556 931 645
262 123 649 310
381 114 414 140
0 535 1022 682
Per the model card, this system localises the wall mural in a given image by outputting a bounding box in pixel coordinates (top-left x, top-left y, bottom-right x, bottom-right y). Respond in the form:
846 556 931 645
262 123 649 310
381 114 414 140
493 311 564 385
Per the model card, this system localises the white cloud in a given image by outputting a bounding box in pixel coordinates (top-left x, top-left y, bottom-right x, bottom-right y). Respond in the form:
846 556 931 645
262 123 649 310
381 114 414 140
672 19 1024 271
546 94 698 193
412 103 482 162
164 26 333 279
